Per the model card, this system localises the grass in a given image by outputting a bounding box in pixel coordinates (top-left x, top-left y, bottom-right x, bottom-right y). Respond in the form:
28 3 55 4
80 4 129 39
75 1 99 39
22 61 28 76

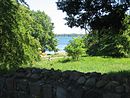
33 56 130 73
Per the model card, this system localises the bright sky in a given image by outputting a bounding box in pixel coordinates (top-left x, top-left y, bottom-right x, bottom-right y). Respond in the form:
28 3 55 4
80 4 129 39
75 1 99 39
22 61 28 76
26 0 85 34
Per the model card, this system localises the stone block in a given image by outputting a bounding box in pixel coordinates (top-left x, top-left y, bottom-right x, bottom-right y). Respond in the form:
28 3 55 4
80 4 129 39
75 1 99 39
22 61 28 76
115 85 124 93
123 84 130 93
6 78 14 91
83 90 102 98
77 76 86 85
17 92 30 98
42 84 52 98
29 81 42 97
96 80 108 88
30 74 41 81
104 81 119 91
5 91 17 98
16 79 28 92
103 93 121 98
0 78 5 96
85 78 96 87
0 78 5 90
56 86 67 98
69 72 81 81
70 88 83 98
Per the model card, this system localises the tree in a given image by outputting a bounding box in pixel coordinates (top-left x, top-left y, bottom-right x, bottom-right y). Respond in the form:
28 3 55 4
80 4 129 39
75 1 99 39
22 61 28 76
57 0 130 57
0 0 58 70
65 37 85 60
57 0 129 30
30 10 58 52
83 15 130 57
0 0 40 70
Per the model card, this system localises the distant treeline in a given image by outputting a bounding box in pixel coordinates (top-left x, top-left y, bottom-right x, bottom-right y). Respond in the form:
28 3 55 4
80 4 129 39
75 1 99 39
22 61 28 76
55 34 85 37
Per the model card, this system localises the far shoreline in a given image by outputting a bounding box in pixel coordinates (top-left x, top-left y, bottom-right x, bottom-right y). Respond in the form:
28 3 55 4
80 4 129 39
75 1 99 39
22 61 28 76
55 33 85 37
45 50 66 55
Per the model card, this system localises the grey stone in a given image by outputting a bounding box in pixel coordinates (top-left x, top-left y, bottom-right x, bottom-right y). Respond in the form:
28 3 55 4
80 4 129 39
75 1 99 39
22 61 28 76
25 71 32 78
16 79 28 91
6 78 14 90
69 72 81 81
32 68 42 74
42 84 52 98
103 93 121 98
115 85 124 93
16 68 26 73
30 74 41 80
90 72 101 77
70 88 83 98
77 76 86 84
85 78 96 87
96 80 108 88
6 91 16 98
85 75 90 79
29 81 42 96
56 87 67 98
17 92 30 98
104 81 119 90
15 72 25 78
62 71 71 79
0 78 5 90
83 90 102 98
1 68 130 98
123 84 130 93
102 74 108 80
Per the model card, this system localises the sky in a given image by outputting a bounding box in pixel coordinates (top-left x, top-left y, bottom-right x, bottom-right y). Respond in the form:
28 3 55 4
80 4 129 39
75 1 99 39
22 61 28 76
26 0 85 34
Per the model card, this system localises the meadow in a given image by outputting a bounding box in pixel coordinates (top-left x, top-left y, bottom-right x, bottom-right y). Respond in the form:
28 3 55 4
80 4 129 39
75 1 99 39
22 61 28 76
33 55 130 73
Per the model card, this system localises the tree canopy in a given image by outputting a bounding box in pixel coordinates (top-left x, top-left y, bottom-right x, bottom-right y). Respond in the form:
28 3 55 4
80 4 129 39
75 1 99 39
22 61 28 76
30 10 57 52
57 0 130 57
0 0 57 70
83 15 130 57
0 0 41 70
57 0 130 31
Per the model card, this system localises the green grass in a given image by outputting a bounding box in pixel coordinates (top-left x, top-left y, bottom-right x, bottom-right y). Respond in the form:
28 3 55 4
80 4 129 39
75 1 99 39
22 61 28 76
33 56 130 73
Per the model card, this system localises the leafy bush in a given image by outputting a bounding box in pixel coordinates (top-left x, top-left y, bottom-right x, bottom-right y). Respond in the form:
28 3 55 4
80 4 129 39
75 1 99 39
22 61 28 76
0 0 40 71
0 0 58 71
83 16 130 58
65 37 85 60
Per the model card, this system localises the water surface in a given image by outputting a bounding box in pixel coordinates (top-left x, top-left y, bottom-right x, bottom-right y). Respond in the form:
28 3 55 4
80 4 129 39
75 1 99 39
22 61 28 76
46 35 82 54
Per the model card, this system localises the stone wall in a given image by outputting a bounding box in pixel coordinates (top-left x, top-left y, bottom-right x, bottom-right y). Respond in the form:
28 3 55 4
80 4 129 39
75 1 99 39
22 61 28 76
0 68 130 98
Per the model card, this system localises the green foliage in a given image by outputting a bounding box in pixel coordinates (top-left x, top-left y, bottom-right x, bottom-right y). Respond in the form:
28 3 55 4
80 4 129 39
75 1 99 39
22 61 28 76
57 0 129 30
65 37 85 60
30 10 58 52
0 0 40 71
0 0 58 70
84 15 130 57
57 0 130 57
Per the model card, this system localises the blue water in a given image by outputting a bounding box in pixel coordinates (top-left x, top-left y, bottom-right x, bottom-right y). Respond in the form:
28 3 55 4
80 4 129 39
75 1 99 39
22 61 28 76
56 36 74 52
45 35 82 54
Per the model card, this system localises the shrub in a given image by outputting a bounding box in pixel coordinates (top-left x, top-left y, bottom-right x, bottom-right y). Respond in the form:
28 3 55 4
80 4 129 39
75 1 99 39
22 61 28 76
64 37 85 60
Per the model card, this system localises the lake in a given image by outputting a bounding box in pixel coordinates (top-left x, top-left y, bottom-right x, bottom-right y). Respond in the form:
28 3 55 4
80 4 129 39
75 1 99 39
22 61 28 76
45 35 83 54
56 36 74 52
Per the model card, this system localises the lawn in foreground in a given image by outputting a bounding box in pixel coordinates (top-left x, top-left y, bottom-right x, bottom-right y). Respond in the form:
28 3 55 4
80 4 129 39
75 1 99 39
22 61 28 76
33 56 130 73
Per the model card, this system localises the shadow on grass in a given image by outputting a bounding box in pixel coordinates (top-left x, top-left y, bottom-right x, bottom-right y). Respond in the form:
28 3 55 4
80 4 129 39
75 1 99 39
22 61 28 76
108 70 130 77
58 57 83 63
58 58 71 63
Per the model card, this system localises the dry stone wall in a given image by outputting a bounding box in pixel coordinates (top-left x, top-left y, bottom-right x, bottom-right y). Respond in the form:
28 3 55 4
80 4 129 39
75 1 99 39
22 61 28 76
0 68 130 98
